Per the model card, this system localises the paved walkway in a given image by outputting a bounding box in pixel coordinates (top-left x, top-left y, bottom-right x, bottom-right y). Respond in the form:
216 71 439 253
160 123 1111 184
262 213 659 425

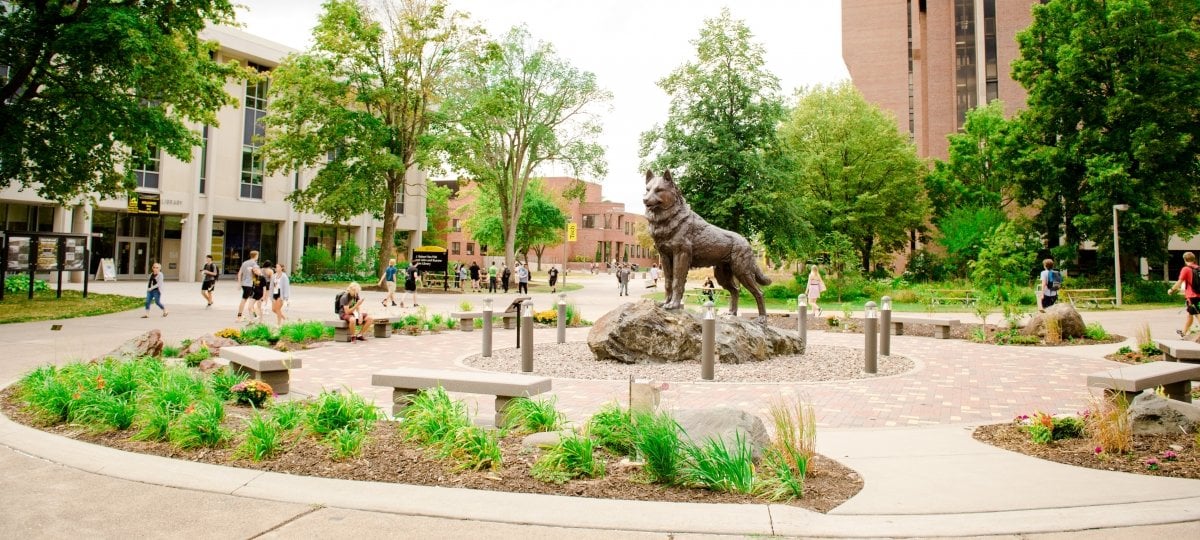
1 275 1199 538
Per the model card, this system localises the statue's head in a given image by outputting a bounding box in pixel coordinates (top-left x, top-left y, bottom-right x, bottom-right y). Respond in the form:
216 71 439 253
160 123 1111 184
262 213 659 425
643 170 680 213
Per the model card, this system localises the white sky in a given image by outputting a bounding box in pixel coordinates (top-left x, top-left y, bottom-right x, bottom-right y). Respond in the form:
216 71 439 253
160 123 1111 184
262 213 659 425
236 0 849 212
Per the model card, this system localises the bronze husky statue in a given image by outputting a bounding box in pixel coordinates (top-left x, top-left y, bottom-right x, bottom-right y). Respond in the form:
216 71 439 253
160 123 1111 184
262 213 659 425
643 170 771 319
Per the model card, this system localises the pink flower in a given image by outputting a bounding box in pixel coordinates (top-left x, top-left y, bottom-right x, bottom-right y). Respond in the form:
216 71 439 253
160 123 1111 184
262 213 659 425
1163 450 1178 461
1145 458 1160 470
1094 446 1103 455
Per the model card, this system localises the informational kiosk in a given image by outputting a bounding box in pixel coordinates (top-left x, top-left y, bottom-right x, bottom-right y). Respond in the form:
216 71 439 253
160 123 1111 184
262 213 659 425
1 231 93 300
412 245 449 291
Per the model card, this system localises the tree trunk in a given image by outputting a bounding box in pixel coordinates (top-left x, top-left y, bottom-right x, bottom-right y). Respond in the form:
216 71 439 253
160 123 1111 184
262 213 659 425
379 172 399 275
861 235 874 273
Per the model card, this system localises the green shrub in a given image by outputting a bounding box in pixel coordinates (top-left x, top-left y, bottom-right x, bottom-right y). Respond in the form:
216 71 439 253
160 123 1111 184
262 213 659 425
1084 323 1110 341
237 413 285 461
1125 278 1173 304
971 221 1040 288
161 345 181 358
1116 345 1134 355
207 369 248 402
1140 342 1163 356
328 425 370 460
503 397 564 434
300 246 335 277
4 275 49 293
239 324 277 345
168 398 229 449
757 447 807 501
439 425 502 471
71 391 137 431
532 433 605 483
1052 416 1085 440
586 403 636 456
303 390 379 438
763 283 799 301
271 400 304 431
1027 423 1053 444
278 320 334 342
902 249 948 282
133 370 208 441
334 240 362 275
17 365 76 423
184 347 211 368
399 386 470 446
680 433 755 494
633 411 684 484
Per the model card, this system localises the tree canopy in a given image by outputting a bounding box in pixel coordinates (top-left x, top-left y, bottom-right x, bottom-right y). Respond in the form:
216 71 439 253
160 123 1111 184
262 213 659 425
423 180 452 248
924 100 1014 222
778 83 928 272
462 179 567 266
442 27 609 270
639 8 803 259
1009 0 1200 263
0 0 244 203
263 0 479 271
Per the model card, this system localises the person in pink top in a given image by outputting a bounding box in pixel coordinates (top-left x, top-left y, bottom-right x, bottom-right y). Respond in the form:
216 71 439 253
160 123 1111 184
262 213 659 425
1168 251 1200 338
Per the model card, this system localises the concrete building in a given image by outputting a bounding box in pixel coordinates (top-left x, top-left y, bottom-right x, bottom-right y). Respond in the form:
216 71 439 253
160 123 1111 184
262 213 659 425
441 177 656 270
842 0 1033 160
0 26 425 281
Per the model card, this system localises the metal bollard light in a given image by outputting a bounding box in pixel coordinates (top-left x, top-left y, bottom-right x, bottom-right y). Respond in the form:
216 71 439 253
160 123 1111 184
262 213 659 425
797 294 808 346
864 301 878 374
521 300 534 372
482 298 493 358
557 293 567 344
879 295 892 356
701 301 716 380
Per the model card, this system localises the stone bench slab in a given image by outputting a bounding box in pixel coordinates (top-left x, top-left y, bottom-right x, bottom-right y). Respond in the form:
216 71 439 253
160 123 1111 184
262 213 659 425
372 367 551 425
1087 361 1200 403
221 345 300 395
1156 339 1200 362
888 316 960 339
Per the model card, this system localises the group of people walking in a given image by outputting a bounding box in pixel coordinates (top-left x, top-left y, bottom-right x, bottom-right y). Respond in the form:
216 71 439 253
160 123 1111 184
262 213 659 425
453 260 550 294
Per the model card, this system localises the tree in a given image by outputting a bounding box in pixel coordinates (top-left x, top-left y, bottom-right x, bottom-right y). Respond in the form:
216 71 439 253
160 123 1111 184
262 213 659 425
1010 0 1200 264
936 206 1008 277
971 220 1040 288
778 83 928 272
639 8 804 260
924 100 1015 221
0 0 244 203
424 180 452 248
442 27 609 270
462 180 567 268
263 0 479 272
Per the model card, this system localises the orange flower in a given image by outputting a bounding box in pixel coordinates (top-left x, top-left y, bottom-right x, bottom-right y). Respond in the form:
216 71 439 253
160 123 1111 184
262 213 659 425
95 375 106 390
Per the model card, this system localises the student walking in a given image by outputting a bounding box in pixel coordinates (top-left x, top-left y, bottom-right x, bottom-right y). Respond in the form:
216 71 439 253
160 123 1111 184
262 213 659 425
487 262 498 293
805 265 826 316
402 263 420 307
1038 259 1063 312
548 266 559 293
516 262 530 295
200 255 218 308
143 262 168 318
1169 252 1200 337
469 261 481 292
378 258 399 307
271 263 290 326
616 264 630 296
236 250 260 322
501 263 511 293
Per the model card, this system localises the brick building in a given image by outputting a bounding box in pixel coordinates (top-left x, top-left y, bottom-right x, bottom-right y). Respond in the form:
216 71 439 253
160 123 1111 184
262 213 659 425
441 177 657 270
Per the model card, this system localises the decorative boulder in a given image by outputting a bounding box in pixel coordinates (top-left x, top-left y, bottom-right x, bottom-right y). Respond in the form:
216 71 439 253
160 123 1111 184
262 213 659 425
520 429 576 451
183 334 239 357
94 329 163 361
1021 303 1086 339
587 301 804 364
1128 392 1200 436
674 407 771 461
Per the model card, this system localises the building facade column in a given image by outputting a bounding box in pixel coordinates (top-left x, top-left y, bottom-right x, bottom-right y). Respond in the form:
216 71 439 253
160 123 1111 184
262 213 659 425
197 212 214 275
292 219 305 274
69 206 91 283
974 0 988 107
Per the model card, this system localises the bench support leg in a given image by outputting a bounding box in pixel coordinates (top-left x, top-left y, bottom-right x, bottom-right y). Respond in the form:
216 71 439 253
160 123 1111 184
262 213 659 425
374 322 391 338
503 317 514 330
232 365 291 395
892 322 904 336
391 389 420 416
332 327 351 343
1166 352 1178 363
1164 381 1192 403
934 326 951 339
459 318 473 332
494 395 515 428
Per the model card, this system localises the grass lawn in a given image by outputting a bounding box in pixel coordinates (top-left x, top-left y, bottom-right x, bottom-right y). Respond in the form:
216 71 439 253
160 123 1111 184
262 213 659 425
643 292 1178 314
0 290 144 324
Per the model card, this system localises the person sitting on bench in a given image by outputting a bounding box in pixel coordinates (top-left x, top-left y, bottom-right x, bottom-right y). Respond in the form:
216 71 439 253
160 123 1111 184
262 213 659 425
338 282 373 342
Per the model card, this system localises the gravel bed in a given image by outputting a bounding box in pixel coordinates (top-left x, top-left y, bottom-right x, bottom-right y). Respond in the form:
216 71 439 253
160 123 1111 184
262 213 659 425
461 342 915 383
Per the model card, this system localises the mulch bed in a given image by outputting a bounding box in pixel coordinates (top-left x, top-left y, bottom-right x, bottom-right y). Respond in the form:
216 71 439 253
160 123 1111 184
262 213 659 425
0 388 861 513
973 423 1200 479
1104 351 1166 365
764 313 1125 347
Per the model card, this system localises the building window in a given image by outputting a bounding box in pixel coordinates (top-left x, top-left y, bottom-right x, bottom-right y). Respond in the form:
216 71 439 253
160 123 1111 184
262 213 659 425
241 68 269 200
394 189 405 215
293 172 300 191
451 218 461 232
582 214 597 229
603 214 612 229
134 147 160 190
199 126 209 194
466 243 475 255
480 244 488 255
954 0 977 128
983 0 998 103
451 242 460 255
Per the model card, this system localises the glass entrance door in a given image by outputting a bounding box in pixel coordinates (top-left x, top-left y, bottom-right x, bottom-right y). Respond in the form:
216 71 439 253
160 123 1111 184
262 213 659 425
117 238 150 276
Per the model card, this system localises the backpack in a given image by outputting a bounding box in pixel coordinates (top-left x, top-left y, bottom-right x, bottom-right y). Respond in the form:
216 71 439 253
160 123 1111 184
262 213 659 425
1046 270 1062 292
333 292 346 315
1190 265 1200 294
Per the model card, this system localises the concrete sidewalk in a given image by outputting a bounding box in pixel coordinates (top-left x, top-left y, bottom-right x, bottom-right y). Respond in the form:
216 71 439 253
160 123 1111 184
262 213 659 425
2 277 1199 538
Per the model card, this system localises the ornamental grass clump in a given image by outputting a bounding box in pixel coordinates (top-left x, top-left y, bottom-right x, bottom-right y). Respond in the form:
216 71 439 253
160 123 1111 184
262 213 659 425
532 433 605 483
680 433 756 494
585 403 636 456
270 400 303 431
71 391 137 431
183 346 211 368
439 424 502 471
303 389 379 438
236 412 286 462
632 411 685 484
168 398 229 449
1086 392 1133 455
133 369 209 441
503 396 564 434
18 365 77 423
767 397 817 475
399 386 471 446
328 426 370 460
278 320 333 343
207 368 248 402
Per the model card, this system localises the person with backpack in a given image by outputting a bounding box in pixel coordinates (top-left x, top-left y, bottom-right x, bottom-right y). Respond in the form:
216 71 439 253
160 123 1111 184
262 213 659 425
1168 251 1200 337
516 261 530 294
200 254 218 309
377 258 398 308
401 263 419 307
1038 259 1063 312
335 282 373 342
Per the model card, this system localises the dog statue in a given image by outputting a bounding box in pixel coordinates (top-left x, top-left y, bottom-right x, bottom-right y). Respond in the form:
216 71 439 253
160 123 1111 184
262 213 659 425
643 170 771 319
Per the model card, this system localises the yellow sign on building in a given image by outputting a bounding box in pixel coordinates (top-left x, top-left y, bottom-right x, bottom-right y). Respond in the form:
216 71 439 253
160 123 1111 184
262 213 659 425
567 222 577 242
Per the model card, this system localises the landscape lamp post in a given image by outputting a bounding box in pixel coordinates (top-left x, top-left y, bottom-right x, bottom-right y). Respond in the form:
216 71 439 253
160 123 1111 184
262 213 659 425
797 295 808 345
482 297 493 358
1113 204 1129 307
701 301 716 381
879 296 892 356
557 293 567 344
864 301 878 374
521 300 534 372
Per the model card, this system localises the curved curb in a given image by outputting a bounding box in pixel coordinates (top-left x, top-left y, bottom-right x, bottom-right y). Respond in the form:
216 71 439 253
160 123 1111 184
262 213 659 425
5 410 1200 537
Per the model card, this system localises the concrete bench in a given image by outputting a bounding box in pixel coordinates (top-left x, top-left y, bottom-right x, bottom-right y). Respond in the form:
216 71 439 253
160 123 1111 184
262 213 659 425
449 311 519 332
1087 361 1200 403
325 318 391 341
1156 339 1200 363
889 315 961 339
221 345 302 395
372 367 552 425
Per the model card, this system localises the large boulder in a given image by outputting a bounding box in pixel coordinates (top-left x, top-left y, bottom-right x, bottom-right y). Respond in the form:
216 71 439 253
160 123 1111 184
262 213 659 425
674 407 771 461
183 334 239 357
1128 392 1200 436
587 301 804 364
94 329 163 361
1021 303 1086 339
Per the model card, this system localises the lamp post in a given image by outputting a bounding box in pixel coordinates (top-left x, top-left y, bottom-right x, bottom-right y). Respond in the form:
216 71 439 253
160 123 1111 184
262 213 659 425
520 300 534 372
796 294 808 346
482 297 493 357
879 296 892 356
556 293 567 344
864 301 878 374
701 301 716 380
1113 204 1129 307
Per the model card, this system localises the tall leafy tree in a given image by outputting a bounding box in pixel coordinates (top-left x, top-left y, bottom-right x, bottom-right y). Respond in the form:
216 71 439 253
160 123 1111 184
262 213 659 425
778 83 928 271
0 0 243 202
639 8 803 260
1010 0 1200 264
423 180 452 247
442 27 609 269
462 180 567 268
924 100 1015 221
263 0 480 271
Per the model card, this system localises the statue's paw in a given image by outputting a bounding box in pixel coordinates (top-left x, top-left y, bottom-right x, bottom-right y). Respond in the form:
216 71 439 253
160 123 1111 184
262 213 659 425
725 310 738 317
663 301 683 310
